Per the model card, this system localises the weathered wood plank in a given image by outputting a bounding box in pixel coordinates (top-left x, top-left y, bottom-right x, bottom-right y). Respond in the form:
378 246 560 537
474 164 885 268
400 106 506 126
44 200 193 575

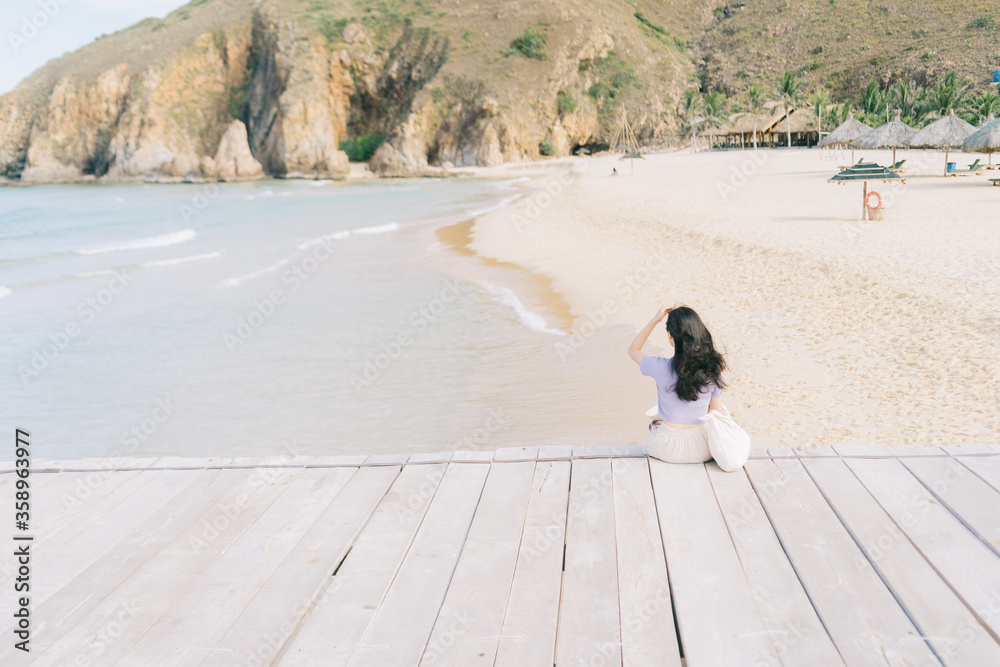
746 459 937 665
957 455 1000 494
792 445 838 457
536 445 573 460
451 450 494 462
767 447 797 458
707 464 843 666
27 469 239 652
573 444 611 458
555 458 621 667
348 462 491 665
649 461 775 665
493 446 539 462
203 465 399 666
803 457 1000 665
116 467 360 664
846 457 1000 641
613 458 682 667
901 456 1000 554
28 467 303 667
419 461 535 666
0 470 145 590
940 444 997 456
833 444 893 457
276 464 447 665
612 443 647 458
494 460 571 667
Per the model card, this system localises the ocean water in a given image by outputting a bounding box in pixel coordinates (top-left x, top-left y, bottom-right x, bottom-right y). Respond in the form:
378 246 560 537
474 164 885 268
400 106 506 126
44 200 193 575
1 177 647 460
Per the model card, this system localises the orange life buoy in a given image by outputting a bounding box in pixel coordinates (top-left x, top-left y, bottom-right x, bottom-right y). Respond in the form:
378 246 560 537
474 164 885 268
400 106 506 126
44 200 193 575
865 191 883 209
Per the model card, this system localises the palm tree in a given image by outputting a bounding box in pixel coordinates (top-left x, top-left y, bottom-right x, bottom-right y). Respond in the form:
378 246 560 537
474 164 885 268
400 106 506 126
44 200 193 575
702 90 728 150
680 89 704 153
861 80 884 124
925 71 972 119
775 71 803 148
808 88 831 145
971 90 1000 124
745 86 765 150
888 79 920 124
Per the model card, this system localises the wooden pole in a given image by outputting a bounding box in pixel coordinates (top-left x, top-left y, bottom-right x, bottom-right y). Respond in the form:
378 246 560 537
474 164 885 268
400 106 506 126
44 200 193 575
862 181 868 221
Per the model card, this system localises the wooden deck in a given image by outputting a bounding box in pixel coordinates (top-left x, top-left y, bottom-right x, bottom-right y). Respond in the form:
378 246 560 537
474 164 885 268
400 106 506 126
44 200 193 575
4 443 1000 666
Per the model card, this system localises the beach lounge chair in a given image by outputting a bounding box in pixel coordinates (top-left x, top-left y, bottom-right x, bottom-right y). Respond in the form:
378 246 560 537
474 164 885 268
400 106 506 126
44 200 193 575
889 160 906 173
948 159 983 175
989 178 1000 187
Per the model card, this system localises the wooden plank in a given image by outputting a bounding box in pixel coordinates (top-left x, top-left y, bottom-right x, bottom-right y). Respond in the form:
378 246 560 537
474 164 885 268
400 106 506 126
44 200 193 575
117 467 359 663
493 446 539 462
451 450 494 462
419 461 535 666
958 455 1000 494
26 470 240 651
28 467 304 667
275 464 448 665
747 448 771 459
940 444 997 456
494 460 570 667
792 446 838 457
555 457 621 666
901 456 1000 554
885 446 947 457
613 458 682 667
304 454 368 467
846 457 1000 641
573 444 611 458
536 445 573 460
767 447 797 458
833 444 893 457
707 464 844 666
203 466 400 666
612 443 647 458
649 461 775 665
746 459 937 665
364 452 410 466
803 457 1000 665
408 451 454 464
0 470 145 588
348 462 491 665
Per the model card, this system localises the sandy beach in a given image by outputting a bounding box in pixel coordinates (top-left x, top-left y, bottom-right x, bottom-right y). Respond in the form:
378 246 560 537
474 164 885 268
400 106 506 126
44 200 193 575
469 149 1000 448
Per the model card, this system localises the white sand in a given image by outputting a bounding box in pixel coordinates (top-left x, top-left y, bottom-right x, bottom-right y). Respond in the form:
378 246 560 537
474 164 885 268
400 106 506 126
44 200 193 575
470 149 1000 447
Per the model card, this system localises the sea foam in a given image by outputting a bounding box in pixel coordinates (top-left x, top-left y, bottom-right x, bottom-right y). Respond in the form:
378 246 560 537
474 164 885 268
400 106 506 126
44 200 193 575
76 229 196 255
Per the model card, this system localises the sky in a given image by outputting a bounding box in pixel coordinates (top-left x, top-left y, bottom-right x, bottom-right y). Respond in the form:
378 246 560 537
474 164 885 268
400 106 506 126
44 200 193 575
0 0 190 95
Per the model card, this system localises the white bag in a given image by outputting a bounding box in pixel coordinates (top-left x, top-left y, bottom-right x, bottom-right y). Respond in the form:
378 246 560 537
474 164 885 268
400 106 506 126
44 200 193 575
699 405 751 472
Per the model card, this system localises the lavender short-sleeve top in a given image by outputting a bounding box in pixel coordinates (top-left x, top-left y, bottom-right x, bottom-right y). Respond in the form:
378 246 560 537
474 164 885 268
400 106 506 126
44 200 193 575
640 355 722 425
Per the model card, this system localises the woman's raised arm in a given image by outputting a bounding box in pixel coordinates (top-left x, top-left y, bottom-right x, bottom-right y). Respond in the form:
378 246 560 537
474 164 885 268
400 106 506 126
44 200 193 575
628 306 671 365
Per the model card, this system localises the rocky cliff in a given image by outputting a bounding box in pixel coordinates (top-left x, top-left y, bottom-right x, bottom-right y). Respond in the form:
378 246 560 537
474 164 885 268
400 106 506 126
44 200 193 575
0 0 697 183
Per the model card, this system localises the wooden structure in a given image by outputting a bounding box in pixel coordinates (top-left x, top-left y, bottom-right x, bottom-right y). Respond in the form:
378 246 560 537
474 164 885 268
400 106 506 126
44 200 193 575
3 443 1000 665
716 105 820 149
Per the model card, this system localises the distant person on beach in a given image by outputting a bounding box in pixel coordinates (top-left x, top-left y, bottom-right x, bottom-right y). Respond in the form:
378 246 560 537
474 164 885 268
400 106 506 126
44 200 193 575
628 306 727 463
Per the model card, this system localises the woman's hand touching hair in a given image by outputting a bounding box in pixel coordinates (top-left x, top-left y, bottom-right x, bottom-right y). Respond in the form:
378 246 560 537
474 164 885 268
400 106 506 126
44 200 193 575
653 306 673 323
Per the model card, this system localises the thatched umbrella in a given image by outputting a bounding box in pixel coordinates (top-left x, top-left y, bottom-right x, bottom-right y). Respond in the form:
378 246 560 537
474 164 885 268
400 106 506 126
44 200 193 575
906 109 977 176
852 110 917 164
819 112 873 162
829 161 905 220
964 115 1000 166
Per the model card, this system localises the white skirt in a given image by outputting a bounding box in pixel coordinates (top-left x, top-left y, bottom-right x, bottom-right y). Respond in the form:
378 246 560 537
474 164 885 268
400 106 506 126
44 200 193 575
646 422 712 464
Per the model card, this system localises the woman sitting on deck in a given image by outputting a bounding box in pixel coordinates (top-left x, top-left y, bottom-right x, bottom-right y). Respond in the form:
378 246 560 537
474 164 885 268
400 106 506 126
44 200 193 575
628 306 727 463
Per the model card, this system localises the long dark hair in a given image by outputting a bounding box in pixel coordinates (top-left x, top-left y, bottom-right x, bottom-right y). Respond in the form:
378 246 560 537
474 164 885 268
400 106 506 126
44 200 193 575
666 306 727 402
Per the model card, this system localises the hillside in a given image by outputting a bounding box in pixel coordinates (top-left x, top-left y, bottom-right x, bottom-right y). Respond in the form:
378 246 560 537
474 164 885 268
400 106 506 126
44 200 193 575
0 0 997 183
696 0 1000 96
